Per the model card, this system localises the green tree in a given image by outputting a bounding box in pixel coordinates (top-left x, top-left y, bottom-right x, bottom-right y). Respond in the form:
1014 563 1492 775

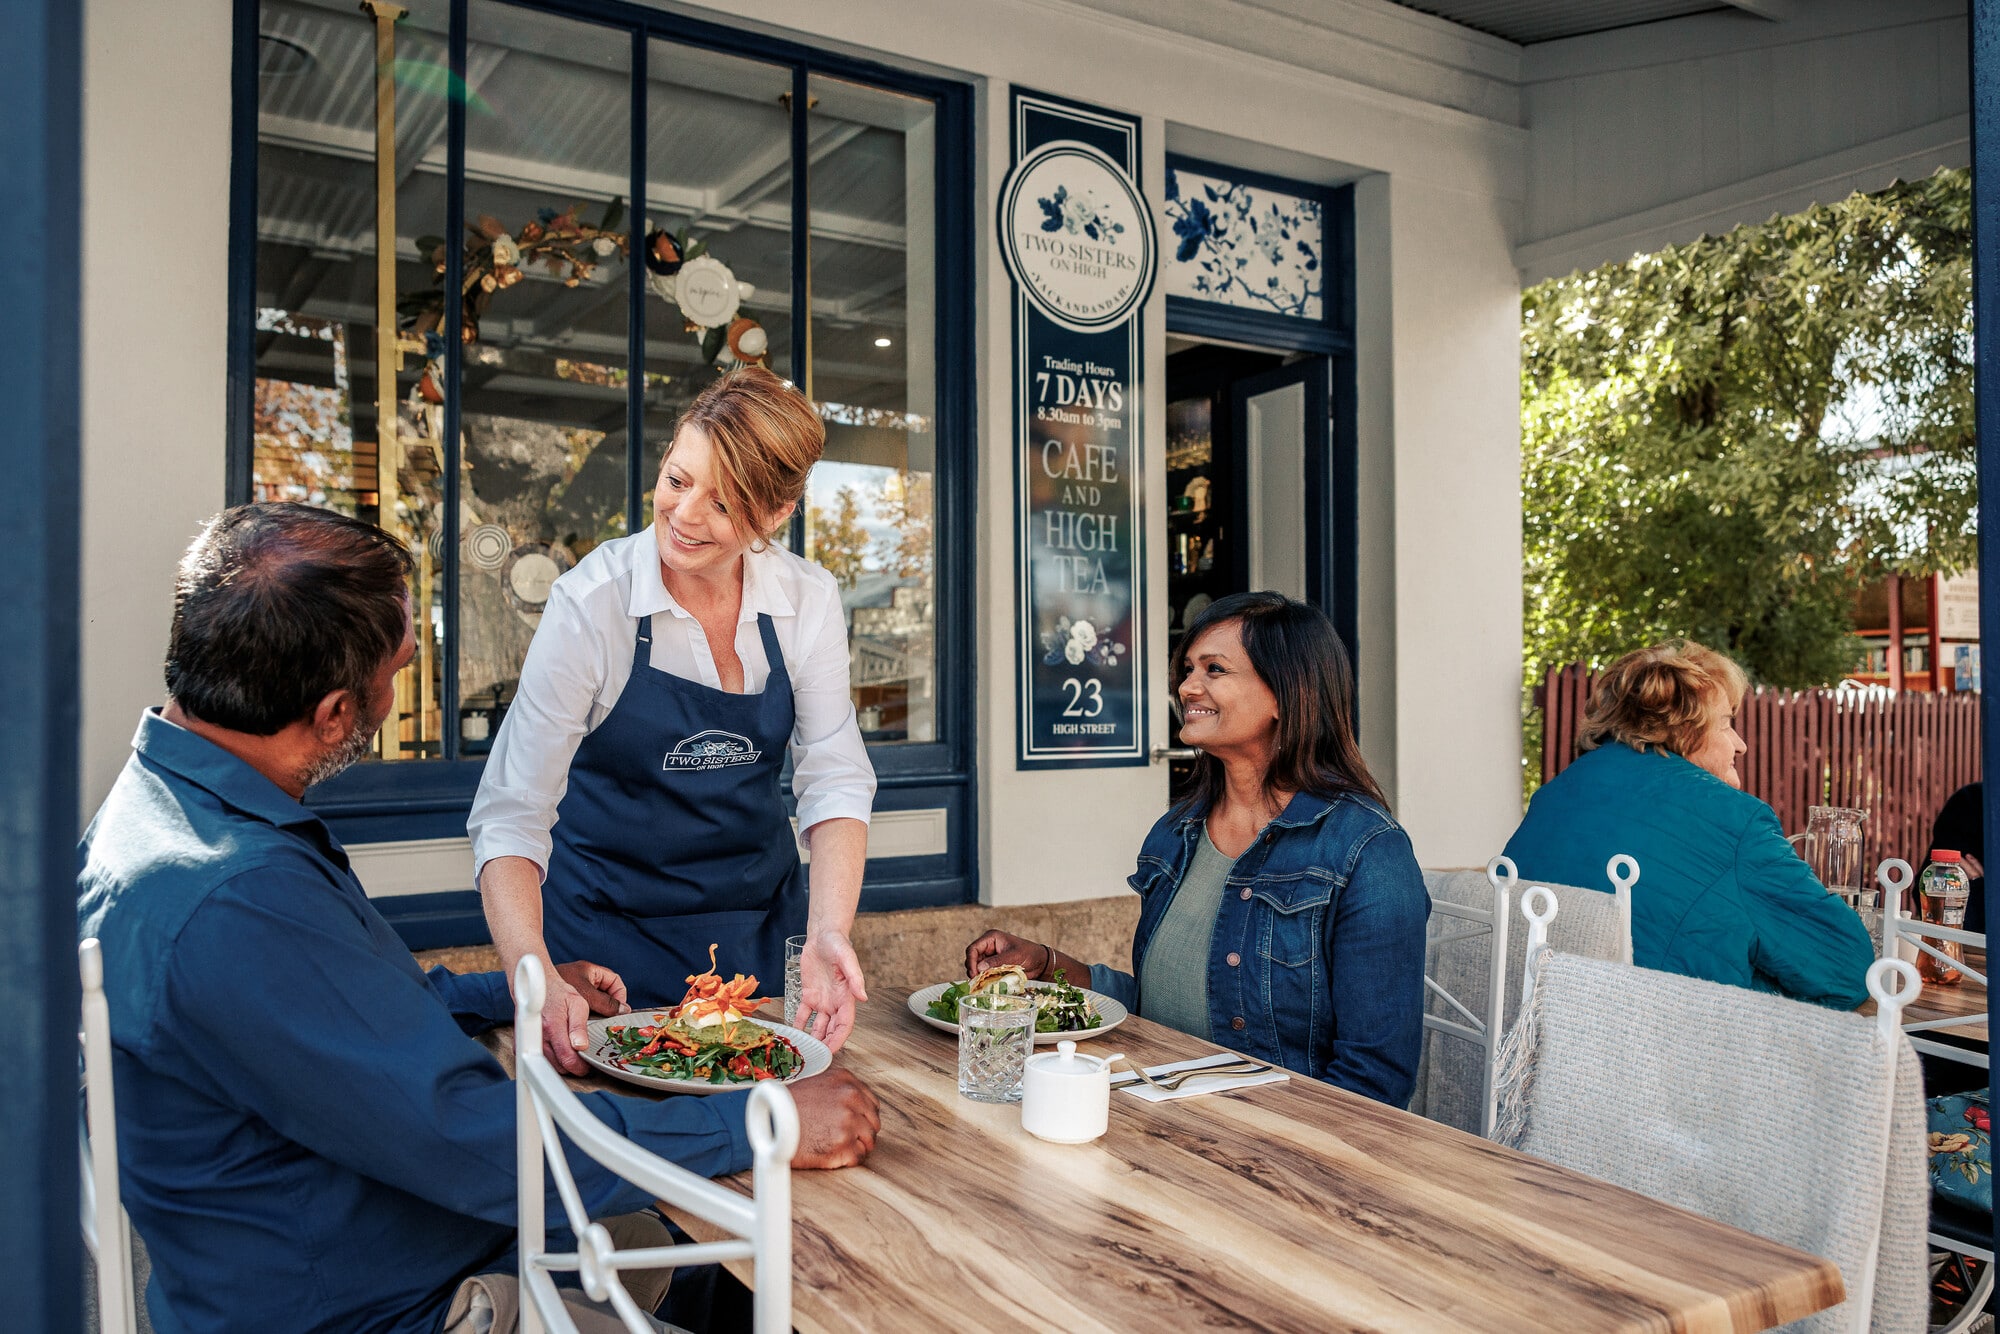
807 485 871 588
1522 167 1974 690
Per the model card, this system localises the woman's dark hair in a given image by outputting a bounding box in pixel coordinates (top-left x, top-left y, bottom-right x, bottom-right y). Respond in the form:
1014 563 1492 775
1172 591 1386 814
165 503 413 734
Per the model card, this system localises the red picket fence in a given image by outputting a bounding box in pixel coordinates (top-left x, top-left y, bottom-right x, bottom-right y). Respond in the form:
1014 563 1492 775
1537 663 1982 872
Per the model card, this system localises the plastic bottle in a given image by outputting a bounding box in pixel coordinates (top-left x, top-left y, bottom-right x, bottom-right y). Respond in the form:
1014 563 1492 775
1918 848 1971 986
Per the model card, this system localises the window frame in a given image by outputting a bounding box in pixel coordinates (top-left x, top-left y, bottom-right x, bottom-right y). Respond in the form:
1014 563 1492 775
229 0 978 910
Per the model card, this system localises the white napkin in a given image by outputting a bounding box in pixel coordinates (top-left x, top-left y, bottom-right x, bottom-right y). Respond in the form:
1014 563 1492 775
1110 1052 1290 1102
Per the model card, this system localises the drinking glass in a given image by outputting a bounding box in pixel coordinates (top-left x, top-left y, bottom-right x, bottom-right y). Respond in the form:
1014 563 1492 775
958 992 1035 1103
784 934 807 1026
1801 806 1869 909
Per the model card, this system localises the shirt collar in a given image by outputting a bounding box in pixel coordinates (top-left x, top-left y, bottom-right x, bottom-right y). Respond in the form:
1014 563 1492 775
1171 788 1340 831
131 708 335 841
629 527 795 623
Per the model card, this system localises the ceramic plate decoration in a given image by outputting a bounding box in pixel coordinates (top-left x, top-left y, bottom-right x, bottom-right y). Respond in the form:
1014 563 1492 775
908 980 1128 1045
582 1013 830 1095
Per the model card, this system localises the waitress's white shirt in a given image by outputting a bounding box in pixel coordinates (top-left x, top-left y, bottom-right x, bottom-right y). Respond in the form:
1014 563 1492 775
468 527 877 881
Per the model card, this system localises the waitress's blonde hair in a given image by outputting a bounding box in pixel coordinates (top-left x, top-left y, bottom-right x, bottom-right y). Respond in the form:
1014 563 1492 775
1578 639 1749 760
665 366 824 549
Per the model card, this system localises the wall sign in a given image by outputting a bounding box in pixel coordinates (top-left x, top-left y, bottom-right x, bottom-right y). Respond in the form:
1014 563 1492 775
1004 90 1157 768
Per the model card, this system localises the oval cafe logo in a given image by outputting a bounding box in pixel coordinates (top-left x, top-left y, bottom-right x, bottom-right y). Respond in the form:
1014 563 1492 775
662 729 762 772
1000 140 1157 333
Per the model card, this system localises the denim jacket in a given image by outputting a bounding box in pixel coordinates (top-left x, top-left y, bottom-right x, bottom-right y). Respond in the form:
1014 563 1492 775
1089 789 1430 1107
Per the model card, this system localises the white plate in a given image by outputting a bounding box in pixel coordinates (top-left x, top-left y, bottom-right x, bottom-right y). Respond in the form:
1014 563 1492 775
583 1012 830 1095
906 981 1128 1045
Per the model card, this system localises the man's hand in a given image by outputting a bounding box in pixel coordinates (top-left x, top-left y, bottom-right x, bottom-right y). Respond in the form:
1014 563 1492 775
538 960 628 1076
786 1069 881 1169
964 929 1046 981
798 930 867 1054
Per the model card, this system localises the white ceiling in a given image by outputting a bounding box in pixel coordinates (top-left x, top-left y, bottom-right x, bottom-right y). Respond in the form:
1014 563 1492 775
1386 0 1782 45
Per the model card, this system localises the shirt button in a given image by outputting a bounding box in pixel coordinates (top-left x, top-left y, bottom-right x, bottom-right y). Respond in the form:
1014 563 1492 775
1226 952 1241 967
1239 886 1252 901
1230 1016 1247 1031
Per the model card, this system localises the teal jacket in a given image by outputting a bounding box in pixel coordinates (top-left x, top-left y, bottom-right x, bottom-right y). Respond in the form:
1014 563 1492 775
1502 742 1876 1008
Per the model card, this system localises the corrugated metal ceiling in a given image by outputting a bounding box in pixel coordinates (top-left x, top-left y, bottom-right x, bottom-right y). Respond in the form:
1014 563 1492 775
1388 1 1736 45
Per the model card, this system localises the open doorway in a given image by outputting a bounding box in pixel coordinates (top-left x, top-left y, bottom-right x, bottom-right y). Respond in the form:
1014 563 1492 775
1162 335 1336 789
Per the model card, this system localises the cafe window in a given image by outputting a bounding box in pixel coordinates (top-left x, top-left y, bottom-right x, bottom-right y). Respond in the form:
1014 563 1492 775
240 0 970 835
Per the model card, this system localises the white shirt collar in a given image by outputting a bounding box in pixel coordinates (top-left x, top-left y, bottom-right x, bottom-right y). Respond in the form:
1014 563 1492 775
627 526 796 624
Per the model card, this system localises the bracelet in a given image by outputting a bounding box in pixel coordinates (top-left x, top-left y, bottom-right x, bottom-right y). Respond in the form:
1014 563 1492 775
1039 942 1056 982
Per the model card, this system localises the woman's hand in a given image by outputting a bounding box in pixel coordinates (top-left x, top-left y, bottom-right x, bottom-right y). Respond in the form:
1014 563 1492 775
798 930 867 1054
964 930 1047 980
534 959 627 1076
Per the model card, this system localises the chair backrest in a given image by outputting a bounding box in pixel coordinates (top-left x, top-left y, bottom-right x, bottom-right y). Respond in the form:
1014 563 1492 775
1412 857 1634 1135
513 956 799 1334
1494 949 1928 1334
1876 857 1988 1071
80 939 138 1334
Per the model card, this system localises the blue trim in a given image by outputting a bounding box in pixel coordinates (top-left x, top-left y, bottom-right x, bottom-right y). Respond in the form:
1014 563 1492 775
625 30 646 560
225 0 259 505
0 0 82 1320
1970 0 2000 1266
791 64 810 390
442 0 468 760
378 891 492 952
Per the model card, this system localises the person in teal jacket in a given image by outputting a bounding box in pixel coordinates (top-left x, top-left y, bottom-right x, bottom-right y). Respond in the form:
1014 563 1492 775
1504 640 1875 1008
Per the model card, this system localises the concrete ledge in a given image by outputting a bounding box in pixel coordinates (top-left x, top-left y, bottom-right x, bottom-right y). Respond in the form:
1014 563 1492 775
414 894 1141 992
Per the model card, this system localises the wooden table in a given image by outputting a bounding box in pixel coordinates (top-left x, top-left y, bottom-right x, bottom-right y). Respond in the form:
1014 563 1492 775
502 990 1845 1333
1861 947 1989 1041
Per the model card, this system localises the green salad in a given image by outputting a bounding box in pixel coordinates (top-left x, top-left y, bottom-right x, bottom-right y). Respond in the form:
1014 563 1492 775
927 971 1104 1033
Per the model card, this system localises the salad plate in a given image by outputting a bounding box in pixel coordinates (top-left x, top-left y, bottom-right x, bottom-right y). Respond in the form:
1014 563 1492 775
584 1012 830 1095
907 977 1128 1045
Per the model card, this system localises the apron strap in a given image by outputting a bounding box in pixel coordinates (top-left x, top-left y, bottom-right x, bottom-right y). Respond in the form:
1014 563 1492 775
753 613 788 691
632 608 655 674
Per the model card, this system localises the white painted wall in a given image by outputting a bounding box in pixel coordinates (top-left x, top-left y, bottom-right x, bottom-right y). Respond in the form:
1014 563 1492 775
1519 0 1970 280
80 0 234 814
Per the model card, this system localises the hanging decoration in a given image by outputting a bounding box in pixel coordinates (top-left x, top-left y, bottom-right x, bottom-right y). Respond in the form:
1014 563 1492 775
399 208 772 396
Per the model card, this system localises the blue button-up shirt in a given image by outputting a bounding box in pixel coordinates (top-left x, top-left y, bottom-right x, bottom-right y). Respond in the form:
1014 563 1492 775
78 711 754 1334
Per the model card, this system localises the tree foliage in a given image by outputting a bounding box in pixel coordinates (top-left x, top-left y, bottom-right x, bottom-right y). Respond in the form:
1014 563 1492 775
806 485 871 588
1522 168 1974 689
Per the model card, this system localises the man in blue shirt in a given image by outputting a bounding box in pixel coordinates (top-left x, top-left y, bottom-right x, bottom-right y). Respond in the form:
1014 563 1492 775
78 503 880 1334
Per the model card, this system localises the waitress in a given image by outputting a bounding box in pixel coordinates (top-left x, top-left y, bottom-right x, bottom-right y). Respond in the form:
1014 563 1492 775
470 366 876 1073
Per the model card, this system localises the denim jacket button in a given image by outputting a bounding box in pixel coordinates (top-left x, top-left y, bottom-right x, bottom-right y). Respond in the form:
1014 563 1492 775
1238 886 1251 901
1226 952 1241 967
1230 1016 1247 1031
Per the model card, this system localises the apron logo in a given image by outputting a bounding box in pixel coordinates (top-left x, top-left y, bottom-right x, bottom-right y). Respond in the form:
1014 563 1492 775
663 729 762 772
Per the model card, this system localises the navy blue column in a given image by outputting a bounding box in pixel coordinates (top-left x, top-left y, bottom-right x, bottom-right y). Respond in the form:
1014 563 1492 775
0 0 81 1327
1974 0 2000 1270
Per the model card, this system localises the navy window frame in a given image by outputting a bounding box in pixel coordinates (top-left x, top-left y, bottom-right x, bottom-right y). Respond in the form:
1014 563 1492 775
1162 156 1358 666
227 0 978 929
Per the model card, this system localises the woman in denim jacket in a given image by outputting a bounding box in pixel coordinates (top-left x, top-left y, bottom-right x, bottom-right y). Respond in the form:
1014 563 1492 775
965 593 1430 1107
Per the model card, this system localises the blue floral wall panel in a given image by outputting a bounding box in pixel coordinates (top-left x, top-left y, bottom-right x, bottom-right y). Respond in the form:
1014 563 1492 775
1161 164 1324 322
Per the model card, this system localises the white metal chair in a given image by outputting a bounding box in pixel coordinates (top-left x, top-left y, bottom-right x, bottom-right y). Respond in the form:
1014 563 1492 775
79 938 138 1334
1497 947 1929 1334
513 955 799 1334
1419 856 1515 1136
1604 852 1638 965
1875 857 1995 1333
1413 855 1636 1136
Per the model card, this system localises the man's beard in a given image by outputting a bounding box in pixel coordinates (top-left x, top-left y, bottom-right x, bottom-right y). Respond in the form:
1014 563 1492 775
297 690 391 791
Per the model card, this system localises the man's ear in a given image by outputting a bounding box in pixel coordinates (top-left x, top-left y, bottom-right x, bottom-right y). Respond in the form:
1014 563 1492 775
311 689 355 744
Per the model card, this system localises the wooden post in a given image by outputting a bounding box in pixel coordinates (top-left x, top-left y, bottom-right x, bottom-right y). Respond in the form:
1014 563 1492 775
362 0 411 758
1930 572 1947 693
1887 572 1905 692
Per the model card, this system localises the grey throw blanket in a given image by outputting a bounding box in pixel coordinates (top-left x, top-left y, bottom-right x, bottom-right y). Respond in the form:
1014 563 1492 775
1494 951 1926 1334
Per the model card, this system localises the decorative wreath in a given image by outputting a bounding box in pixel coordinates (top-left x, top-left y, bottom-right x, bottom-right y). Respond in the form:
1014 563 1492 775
399 201 771 382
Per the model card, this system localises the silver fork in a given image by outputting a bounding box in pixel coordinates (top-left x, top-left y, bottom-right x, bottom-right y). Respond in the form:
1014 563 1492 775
1115 1058 1270 1091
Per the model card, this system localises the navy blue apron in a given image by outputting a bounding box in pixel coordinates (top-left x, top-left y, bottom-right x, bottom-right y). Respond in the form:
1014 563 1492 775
541 599 806 1007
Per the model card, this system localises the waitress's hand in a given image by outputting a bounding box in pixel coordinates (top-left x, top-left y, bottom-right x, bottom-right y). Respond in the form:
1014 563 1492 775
541 960 628 1075
798 930 867 1054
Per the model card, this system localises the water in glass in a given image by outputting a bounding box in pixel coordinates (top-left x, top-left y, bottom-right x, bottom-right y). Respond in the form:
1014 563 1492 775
783 934 807 1026
958 992 1034 1103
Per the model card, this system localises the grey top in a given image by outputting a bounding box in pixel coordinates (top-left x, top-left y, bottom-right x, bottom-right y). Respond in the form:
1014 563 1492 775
1137 825 1239 1041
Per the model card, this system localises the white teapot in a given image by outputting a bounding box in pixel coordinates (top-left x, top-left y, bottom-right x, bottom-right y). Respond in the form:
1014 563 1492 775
1021 1040 1121 1144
